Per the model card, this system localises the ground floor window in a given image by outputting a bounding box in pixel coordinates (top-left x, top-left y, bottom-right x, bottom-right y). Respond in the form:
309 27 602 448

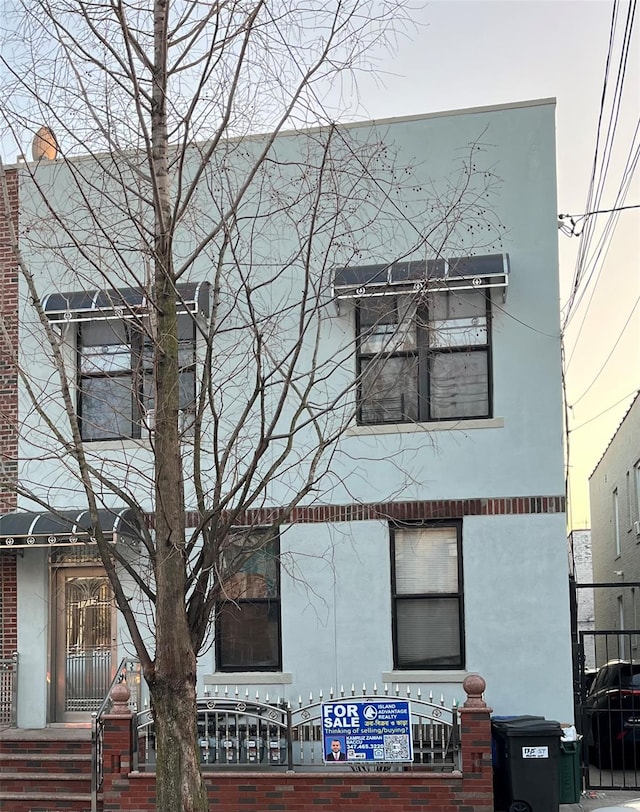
391 522 464 669
215 528 281 671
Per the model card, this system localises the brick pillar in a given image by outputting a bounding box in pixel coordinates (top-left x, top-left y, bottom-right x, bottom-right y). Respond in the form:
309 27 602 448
459 673 494 812
0 554 17 657
0 167 19 669
0 166 19 515
101 682 134 811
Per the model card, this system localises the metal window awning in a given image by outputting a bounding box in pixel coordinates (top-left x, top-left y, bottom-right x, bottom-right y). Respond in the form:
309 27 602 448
0 508 143 549
332 253 509 304
42 281 210 323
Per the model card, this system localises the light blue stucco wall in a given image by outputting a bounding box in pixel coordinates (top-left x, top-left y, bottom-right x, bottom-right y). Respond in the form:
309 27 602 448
15 98 564 511
463 513 573 720
16 548 49 728
198 512 573 722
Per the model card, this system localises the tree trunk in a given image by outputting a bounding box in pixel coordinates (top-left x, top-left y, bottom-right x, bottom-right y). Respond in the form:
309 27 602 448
151 671 208 812
149 0 208 807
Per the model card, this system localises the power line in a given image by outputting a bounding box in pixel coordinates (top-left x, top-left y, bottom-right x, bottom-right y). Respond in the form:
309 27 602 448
561 202 640 218
558 202 640 236
569 295 640 406
568 387 639 433
563 0 638 319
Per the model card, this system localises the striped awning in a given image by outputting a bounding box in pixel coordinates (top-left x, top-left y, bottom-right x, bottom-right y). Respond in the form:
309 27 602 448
42 281 210 323
332 253 509 300
0 508 142 549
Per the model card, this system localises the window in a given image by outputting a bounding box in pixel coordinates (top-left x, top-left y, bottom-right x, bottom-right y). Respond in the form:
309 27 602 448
634 461 640 525
215 529 281 671
614 488 621 556
356 290 491 425
78 315 196 441
391 523 464 669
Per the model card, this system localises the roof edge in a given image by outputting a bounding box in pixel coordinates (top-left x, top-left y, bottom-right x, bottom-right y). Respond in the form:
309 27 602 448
6 98 557 170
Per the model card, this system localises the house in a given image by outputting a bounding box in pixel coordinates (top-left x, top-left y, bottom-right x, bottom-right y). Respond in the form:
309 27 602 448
0 97 572 736
589 390 640 664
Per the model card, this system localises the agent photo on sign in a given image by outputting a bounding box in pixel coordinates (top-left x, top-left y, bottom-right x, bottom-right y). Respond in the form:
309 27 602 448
325 737 347 761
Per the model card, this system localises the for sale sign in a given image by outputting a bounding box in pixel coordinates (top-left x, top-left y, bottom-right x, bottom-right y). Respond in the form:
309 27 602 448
321 699 413 763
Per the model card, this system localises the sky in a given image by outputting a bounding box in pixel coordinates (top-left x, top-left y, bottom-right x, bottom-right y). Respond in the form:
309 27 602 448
1 0 637 530
346 0 639 531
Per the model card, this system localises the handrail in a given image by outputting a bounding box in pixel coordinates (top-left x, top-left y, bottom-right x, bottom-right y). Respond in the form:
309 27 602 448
95 657 141 719
91 657 141 812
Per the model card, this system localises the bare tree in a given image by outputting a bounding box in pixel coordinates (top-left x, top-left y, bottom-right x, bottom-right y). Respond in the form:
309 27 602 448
0 2 505 810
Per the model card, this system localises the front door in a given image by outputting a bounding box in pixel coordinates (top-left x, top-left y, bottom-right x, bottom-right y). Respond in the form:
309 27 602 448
53 566 116 721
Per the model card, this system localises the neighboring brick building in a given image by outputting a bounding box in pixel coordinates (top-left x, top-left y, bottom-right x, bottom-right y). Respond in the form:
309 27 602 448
0 167 18 666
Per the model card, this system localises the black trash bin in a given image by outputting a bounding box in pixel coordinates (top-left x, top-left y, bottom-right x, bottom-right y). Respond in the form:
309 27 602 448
492 716 563 812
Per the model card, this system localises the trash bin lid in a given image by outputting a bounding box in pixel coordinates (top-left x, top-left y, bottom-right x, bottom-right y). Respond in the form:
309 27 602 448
492 715 545 725
492 716 562 737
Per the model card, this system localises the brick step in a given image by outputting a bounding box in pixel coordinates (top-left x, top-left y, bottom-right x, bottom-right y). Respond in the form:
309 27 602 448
0 729 98 810
0 792 93 798
0 752 92 770
0 743 92 754
0 791 95 812
0 774 92 793
0 771 92 780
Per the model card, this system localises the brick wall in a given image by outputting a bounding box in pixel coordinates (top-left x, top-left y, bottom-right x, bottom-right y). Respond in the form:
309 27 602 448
0 554 17 655
182 494 565 532
107 771 483 812
0 166 18 514
0 167 18 658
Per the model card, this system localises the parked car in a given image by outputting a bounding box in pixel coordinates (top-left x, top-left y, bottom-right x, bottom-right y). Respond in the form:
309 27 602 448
584 668 598 694
584 660 640 767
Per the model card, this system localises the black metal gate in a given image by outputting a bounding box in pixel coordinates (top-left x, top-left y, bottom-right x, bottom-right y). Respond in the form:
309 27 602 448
572 578 640 791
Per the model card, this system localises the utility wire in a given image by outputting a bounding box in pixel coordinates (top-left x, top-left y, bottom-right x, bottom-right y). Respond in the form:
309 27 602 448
558 202 640 237
568 387 639 432
563 124 639 349
570 295 640 406
566 0 619 309
562 0 638 528
563 0 637 324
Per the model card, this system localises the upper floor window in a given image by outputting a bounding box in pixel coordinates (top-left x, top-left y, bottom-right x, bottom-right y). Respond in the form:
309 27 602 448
215 529 281 672
391 522 464 670
78 315 196 441
614 488 621 556
356 290 491 425
42 282 210 442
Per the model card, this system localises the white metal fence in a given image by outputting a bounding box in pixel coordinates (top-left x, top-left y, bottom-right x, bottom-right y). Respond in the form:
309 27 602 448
134 683 460 772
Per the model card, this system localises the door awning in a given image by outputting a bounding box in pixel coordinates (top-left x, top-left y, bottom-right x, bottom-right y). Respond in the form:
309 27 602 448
332 253 509 302
42 281 210 323
0 508 143 549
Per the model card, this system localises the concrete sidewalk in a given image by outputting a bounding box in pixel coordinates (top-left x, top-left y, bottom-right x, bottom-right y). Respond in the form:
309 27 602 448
561 791 640 811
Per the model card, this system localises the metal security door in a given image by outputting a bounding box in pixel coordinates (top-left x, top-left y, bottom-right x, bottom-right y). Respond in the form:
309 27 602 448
54 567 116 721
